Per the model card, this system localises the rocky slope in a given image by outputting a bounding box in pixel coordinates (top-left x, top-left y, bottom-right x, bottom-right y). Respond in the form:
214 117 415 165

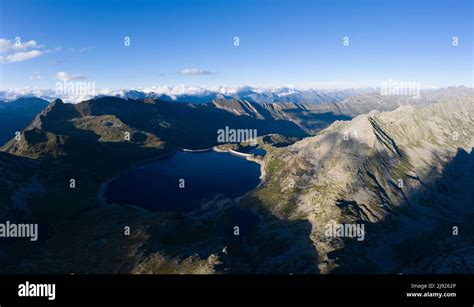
211 86 474 133
1 97 310 173
0 97 315 273
0 92 473 274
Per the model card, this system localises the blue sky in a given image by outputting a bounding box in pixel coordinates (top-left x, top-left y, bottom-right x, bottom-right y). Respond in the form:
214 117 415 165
0 0 472 89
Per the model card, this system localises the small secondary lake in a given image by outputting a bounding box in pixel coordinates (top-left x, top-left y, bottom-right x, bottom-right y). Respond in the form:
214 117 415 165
104 150 261 212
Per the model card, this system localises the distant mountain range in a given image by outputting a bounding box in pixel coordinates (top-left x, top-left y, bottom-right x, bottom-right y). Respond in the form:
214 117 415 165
0 86 359 104
2 85 471 105
1 86 471 148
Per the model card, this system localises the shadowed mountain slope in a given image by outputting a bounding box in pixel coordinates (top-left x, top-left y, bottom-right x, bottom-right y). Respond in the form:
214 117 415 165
251 97 474 273
0 97 49 146
1 97 308 172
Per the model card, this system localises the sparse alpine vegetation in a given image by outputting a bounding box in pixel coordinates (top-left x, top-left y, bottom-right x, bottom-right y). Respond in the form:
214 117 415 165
253 97 474 273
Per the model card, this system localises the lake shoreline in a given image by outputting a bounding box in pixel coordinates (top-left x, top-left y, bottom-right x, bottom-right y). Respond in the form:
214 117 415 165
211 146 266 201
98 145 266 207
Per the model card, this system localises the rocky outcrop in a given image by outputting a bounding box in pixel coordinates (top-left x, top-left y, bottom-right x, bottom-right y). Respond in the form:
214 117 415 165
256 97 474 273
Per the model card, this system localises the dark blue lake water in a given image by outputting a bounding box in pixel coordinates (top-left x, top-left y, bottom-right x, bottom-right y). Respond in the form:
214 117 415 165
105 150 261 212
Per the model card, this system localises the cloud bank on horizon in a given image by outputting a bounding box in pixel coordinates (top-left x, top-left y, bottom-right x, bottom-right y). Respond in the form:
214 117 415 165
2 84 472 105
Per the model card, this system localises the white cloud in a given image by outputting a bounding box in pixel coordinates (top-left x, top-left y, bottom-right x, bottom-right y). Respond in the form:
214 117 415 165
56 71 87 81
180 68 212 75
0 39 43 54
0 87 57 101
0 50 45 63
141 85 253 97
0 38 59 64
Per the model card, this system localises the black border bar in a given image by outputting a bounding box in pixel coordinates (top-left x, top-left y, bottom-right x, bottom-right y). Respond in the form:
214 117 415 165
0 274 472 306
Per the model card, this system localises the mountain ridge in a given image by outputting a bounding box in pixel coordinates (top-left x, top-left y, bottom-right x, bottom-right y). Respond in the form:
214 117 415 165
250 97 474 273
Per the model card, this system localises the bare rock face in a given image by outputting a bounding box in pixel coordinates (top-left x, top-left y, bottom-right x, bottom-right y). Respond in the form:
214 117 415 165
257 97 474 273
1 91 473 274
